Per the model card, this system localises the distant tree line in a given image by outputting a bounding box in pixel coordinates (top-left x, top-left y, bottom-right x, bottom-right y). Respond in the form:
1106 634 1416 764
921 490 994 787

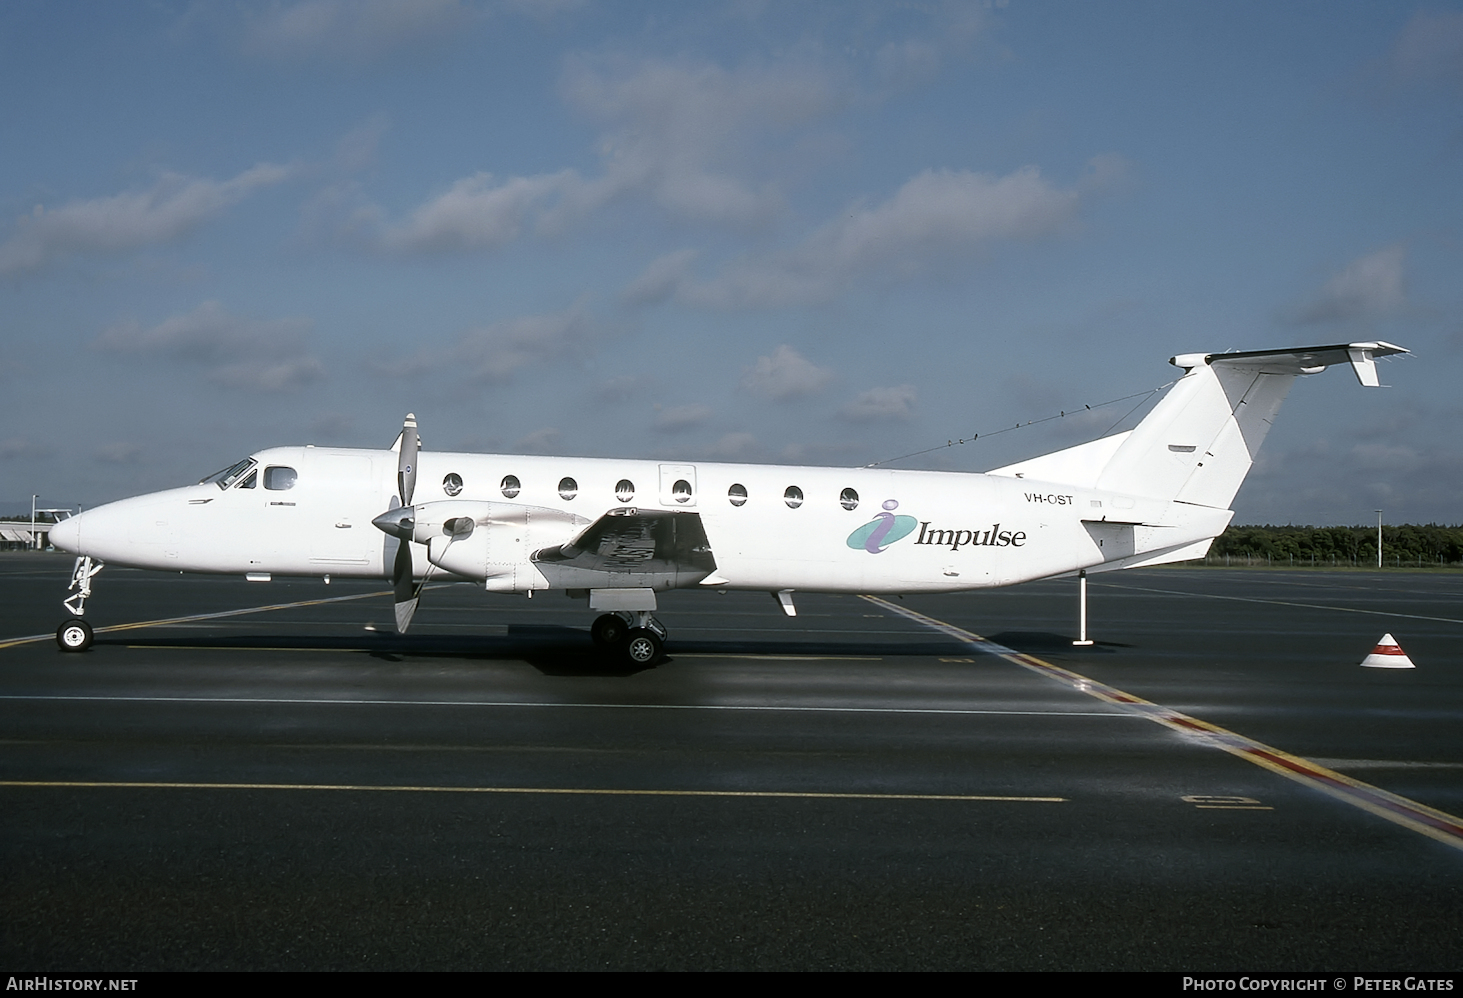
1207 524 1463 567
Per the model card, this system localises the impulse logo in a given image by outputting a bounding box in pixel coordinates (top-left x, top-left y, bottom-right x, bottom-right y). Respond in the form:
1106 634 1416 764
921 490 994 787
846 500 919 554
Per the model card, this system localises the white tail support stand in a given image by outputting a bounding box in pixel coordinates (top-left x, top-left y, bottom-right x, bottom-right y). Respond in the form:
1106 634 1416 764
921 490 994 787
1073 569 1094 646
63 556 103 617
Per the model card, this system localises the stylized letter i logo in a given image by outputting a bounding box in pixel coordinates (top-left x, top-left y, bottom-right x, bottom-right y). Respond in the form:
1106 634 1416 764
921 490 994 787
846 500 918 554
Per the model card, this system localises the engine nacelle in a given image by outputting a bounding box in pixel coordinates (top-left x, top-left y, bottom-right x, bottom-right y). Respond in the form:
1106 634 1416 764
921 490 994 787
400 500 590 585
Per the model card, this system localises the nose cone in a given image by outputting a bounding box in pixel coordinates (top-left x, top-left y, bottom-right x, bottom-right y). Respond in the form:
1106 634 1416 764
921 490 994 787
49 514 81 553
372 508 415 540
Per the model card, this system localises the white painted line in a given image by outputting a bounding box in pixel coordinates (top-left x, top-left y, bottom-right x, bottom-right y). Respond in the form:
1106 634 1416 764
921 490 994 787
0 780 1067 803
0 694 1130 718
0 589 393 650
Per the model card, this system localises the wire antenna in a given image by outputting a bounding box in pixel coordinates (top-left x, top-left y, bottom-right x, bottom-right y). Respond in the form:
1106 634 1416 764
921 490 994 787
863 380 1176 469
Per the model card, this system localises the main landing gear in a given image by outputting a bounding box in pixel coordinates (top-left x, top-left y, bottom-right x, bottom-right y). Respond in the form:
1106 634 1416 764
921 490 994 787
56 556 103 653
591 611 668 666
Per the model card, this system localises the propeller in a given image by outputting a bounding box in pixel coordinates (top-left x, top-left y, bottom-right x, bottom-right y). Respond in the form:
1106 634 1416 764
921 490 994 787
381 413 422 633
373 413 477 634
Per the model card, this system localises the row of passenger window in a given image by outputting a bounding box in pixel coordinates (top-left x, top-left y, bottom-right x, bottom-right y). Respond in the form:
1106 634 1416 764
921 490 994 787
466 473 861 510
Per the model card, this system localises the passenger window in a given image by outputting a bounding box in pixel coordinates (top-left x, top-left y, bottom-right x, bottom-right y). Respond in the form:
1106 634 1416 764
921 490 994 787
616 479 635 503
784 486 803 509
728 483 748 507
672 479 692 504
839 487 859 511
559 477 578 501
443 473 463 497
264 466 297 491
500 475 521 499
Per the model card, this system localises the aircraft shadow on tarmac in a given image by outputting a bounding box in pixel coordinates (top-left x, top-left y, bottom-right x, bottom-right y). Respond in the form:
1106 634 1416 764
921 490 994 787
96 626 996 677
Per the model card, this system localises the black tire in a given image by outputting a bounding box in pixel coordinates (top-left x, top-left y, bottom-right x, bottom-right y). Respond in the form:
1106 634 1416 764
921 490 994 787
591 613 628 650
621 627 663 666
56 619 93 653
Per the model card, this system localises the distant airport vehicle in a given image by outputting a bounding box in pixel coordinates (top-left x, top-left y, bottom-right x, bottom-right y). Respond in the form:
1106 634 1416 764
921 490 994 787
49 342 1405 661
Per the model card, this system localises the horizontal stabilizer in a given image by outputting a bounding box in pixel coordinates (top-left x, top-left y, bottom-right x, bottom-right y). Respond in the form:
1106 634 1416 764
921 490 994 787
1170 341 1407 387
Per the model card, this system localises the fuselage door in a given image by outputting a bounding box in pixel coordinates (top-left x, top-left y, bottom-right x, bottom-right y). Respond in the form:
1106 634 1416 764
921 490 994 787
658 465 697 508
307 454 375 566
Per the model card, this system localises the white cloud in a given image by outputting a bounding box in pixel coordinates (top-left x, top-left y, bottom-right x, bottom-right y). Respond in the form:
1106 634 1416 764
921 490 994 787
1389 9 1463 84
372 55 844 253
739 345 833 400
95 442 143 465
394 306 596 383
517 427 561 452
1292 245 1407 324
563 56 843 228
706 431 758 459
840 384 917 422
621 249 699 308
653 403 714 433
597 374 653 404
95 301 324 393
244 0 475 61
1350 442 1426 473
0 438 48 461
680 164 1089 308
873 3 987 89
379 170 584 253
0 164 290 275
334 115 391 173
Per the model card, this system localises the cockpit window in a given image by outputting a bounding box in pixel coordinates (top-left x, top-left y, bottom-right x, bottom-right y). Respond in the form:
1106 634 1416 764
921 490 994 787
201 458 256 490
264 466 297 491
237 469 257 489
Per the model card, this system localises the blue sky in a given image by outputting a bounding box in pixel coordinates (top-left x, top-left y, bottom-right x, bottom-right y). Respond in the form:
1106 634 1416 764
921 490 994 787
2 1 1459 525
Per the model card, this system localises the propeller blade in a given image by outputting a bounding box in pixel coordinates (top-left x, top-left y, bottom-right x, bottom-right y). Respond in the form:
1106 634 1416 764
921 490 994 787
391 537 418 634
397 412 418 507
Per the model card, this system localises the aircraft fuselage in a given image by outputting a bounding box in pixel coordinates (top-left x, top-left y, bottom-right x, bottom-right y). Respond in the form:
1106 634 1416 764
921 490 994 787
56 445 1231 594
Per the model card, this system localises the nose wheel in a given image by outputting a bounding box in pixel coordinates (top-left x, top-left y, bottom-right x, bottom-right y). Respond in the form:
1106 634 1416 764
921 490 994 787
56 619 94 653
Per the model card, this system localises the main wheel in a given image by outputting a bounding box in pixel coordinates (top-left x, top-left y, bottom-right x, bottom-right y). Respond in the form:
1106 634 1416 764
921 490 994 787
591 613 629 650
621 627 663 666
56 619 93 653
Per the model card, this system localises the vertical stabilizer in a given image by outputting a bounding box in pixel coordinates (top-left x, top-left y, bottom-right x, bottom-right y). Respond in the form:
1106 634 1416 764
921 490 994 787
1093 342 1405 509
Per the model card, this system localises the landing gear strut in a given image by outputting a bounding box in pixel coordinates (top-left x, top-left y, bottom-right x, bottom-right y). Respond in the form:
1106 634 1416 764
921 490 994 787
57 556 103 653
591 611 667 665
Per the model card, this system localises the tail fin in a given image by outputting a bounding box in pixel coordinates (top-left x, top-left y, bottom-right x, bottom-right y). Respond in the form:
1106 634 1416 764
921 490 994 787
990 342 1406 509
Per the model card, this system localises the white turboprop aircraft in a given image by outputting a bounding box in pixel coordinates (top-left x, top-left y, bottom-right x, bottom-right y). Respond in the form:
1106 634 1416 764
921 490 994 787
48 341 1405 663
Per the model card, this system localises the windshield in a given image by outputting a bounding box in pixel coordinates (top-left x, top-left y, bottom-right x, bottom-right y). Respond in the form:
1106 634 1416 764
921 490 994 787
199 458 256 490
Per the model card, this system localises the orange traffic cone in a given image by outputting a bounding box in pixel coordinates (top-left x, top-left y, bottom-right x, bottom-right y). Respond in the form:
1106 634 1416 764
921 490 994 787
1360 633 1415 669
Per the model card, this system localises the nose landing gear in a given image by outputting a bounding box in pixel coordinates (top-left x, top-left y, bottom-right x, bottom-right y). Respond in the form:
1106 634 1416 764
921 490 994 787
57 619 94 652
57 556 104 653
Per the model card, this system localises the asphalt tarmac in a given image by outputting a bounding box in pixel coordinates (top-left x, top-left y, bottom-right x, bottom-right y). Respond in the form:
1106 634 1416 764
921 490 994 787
2 551 1461 971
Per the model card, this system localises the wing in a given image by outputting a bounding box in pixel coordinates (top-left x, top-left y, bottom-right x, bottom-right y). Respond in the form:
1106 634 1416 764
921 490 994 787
532 507 718 588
